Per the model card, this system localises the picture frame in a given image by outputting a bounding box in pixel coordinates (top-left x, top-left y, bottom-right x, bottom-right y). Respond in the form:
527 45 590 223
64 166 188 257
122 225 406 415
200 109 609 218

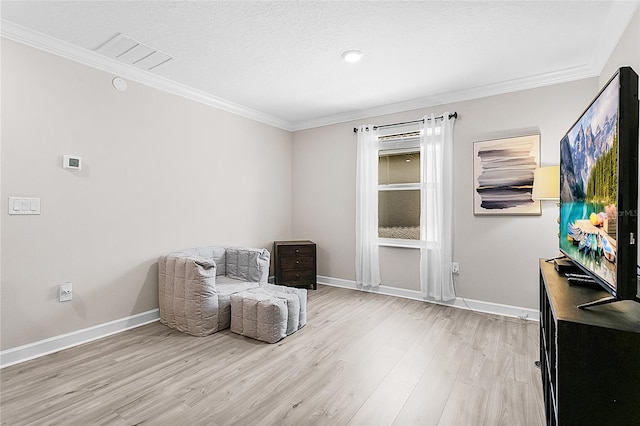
473 134 541 216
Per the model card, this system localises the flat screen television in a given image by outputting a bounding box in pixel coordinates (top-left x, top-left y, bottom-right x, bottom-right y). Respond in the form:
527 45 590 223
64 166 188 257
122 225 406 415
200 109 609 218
559 66 639 309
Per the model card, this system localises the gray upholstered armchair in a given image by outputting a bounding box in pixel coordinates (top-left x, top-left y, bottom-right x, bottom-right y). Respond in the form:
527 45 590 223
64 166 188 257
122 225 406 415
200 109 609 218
158 246 270 336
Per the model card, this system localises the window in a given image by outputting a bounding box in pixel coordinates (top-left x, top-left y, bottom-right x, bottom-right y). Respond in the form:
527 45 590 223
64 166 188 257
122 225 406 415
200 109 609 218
378 131 421 244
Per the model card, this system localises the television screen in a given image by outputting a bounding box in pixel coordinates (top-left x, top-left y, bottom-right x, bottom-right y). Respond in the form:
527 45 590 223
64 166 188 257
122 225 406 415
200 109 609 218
559 74 620 290
559 67 638 304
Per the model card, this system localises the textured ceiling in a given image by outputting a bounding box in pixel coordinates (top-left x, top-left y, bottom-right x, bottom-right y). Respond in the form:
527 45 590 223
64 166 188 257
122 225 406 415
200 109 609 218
1 1 638 130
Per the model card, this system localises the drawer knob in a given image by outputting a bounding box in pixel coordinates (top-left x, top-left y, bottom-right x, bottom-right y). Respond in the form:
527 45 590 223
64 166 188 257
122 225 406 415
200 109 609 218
296 260 300 264
295 249 299 253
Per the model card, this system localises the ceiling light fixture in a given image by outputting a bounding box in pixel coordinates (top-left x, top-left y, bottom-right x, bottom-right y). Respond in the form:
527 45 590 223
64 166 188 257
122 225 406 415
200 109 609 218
341 49 363 63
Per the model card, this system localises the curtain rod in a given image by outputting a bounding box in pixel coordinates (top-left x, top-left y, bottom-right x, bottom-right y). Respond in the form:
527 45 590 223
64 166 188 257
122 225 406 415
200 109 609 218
353 112 457 133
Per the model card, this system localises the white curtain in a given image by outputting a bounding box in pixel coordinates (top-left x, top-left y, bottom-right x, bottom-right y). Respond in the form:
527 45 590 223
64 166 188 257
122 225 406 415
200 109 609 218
355 124 381 287
420 113 456 300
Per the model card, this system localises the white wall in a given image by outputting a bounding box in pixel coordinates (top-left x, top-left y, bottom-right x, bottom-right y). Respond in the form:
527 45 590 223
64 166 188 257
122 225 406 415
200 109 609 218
1 39 293 350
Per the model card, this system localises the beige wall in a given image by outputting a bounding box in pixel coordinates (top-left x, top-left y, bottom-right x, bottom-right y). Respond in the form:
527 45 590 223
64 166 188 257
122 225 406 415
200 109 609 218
598 6 640 270
292 7 639 310
2 8 637 351
292 80 598 307
1 39 293 350
599 7 640 88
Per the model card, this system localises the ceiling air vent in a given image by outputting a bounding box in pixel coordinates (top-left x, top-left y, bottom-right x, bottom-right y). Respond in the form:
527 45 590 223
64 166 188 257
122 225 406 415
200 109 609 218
96 33 173 71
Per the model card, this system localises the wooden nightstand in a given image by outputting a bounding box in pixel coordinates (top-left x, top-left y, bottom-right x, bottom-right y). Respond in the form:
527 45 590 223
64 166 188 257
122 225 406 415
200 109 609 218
273 240 317 290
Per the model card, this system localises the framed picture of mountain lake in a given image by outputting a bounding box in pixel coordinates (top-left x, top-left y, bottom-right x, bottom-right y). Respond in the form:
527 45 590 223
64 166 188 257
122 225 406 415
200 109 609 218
473 135 541 216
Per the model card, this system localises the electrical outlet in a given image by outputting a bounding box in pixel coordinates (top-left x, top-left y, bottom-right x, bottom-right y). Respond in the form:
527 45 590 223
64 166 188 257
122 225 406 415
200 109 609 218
452 262 460 274
59 282 72 302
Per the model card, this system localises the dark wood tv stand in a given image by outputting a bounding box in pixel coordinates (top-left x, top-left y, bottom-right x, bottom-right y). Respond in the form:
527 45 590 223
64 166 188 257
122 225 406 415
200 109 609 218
539 259 640 425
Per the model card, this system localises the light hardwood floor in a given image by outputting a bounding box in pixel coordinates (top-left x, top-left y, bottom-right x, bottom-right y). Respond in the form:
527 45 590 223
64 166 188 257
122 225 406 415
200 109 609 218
1 285 545 425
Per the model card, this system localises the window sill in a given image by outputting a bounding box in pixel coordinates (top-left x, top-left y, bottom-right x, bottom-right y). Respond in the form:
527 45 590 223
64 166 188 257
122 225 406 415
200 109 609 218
378 238 421 249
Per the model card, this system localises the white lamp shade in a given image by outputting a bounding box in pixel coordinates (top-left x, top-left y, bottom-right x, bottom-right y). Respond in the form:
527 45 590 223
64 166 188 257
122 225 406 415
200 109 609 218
532 165 560 200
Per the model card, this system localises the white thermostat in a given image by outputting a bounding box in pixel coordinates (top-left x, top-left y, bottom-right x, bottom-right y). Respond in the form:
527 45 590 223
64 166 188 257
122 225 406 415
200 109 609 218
63 155 82 171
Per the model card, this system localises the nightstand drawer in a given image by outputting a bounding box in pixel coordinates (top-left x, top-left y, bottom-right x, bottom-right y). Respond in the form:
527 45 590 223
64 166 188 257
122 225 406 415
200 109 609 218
278 245 314 257
281 270 315 285
280 256 314 270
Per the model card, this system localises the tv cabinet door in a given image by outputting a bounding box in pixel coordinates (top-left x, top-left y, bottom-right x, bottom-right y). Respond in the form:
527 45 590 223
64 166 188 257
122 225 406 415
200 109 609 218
539 260 640 425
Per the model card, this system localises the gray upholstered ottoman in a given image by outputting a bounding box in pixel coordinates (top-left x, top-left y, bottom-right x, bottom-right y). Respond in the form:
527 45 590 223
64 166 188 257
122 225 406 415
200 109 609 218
230 284 307 343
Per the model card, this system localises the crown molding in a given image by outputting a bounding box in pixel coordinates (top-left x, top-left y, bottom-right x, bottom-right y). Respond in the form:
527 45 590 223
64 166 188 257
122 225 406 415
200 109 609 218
0 20 294 131
291 65 599 131
292 1 639 131
586 1 640 73
3 0 637 134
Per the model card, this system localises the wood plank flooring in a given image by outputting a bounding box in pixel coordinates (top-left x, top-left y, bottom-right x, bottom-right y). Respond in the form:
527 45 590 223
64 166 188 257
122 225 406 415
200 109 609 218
1 285 544 425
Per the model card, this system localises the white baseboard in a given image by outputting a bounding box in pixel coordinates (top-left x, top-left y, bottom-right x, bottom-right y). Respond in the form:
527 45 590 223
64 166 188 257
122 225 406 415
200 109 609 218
0 309 160 368
1 278 538 368
317 275 539 321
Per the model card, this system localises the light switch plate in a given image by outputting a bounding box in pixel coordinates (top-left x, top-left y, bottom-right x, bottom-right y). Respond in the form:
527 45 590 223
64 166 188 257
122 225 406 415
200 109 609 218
8 197 40 215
